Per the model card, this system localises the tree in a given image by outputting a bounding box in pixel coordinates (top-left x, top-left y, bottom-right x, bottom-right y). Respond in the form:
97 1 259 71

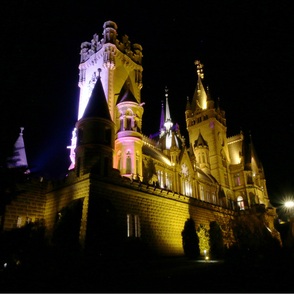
209 221 224 259
231 212 281 262
197 224 209 256
181 218 200 259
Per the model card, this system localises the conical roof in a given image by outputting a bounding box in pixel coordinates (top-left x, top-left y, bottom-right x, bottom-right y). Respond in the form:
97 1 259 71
194 131 208 148
7 127 28 169
116 83 138 104
82 73 111 120
244 133 262 171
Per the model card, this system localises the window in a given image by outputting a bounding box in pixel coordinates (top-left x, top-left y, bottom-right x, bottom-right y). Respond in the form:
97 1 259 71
136 152 139 175
127 214 141 238
16 216 22 228
126 151 131 174
165 173 172 190
237 196 245 210
234 173 241 186
202 153 205 163
206 191 210 202
157 170 163 188
117 151 121 170
212 192 216 204
183 180 192 197
200 185 205 200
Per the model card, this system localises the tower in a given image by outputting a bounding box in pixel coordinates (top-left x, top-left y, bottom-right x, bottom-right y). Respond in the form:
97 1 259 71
194 130 210 174
68 20 143 171
186 60 230 188
7 127 29 171
75 70 115 177
114 82 144 180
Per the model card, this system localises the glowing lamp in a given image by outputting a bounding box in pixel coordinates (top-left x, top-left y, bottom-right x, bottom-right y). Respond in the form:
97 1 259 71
285 201 294 209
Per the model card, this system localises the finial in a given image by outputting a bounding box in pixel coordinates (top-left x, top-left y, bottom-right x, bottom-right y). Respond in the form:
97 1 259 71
195 60 204 79
98 68 102 78
165 86 168 98
20 127 24 135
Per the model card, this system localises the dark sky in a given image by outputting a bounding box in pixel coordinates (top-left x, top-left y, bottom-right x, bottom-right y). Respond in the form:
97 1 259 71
1 0 294 205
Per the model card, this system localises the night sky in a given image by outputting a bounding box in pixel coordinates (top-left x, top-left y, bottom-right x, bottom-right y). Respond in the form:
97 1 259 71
1 0 294 206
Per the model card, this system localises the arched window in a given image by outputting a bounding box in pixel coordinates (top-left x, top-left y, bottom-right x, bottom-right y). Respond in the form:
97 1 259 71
126 151 131 174
234 173 241 186
200 185 205 200
202 152 205 163
157 170 163 188
237 196 245 210
136 152 139 176
212 192 216 204
117 151 121 170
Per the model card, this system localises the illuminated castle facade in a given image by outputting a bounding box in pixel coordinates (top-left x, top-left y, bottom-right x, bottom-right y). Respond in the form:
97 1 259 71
1 20 279 256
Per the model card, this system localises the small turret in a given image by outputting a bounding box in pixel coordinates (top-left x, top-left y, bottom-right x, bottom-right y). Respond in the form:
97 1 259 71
7 127 29 172
115 82 144 180
75 69 115 176
194 131 210 174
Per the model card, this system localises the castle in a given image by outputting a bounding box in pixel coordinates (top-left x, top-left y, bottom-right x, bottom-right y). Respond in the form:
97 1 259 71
1 20 279 256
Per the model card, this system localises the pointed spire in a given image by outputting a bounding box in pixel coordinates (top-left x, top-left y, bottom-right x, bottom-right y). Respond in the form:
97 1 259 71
196 60 204 79
7 127 28 169
185 96 191 111
191 60 208 112
194 130 208 148
82 68 111 120
164 87 173 132
243 132 262 172
116 81 138 104
159 100 165 136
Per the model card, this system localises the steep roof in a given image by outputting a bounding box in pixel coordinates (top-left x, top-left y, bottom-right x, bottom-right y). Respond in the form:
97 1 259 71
243 133 263 172
194 131 208 148
116 85 138 104
82 74 111 120
142 144 172 166
7 127 28 169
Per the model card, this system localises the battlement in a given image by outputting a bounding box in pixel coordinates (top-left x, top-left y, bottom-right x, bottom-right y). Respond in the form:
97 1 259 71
80 20 143 65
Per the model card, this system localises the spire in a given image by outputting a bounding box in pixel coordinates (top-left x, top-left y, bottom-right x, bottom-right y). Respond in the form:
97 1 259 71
82 68 111 120
159 100 165 136
7 127 29 169
164 87 173 132
244 132 262 172
185 96 191 111
116 81 138 104
194 131 208 148
191 60 208 112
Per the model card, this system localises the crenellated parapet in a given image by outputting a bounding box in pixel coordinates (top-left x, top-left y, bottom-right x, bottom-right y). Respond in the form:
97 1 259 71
80 20 143 66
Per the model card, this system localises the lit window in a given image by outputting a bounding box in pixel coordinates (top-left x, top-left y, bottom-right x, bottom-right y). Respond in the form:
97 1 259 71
234 173 241 186
212 193 216 204
182 180 192 196
200 186 205 200
157 170 163 188
237 196 245 210
16 216 22 228
127 214 141 238
165 173 172 190
126 151 131 174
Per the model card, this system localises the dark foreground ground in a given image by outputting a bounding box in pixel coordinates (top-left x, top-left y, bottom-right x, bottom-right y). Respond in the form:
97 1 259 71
0 252 294 293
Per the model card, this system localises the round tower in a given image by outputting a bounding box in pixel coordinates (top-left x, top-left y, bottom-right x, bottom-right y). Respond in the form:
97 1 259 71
194 131 211 174
115 83 144 180
75 72 115 177
69 20 143 171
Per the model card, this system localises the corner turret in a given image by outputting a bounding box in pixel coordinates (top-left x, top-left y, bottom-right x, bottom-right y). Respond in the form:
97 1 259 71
75 69 115 177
